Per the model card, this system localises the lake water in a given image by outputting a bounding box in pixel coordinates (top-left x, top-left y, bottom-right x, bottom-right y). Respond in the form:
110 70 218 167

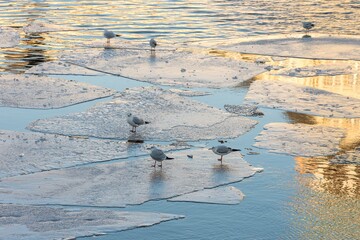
0 1 359 239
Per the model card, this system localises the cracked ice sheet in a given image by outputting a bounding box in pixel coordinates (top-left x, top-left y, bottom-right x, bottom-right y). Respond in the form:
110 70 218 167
245 80 360 118
0 148 262 207
28 87 257 141
168 186 245 205
0 204 183 240
0 129 187 178
0 27 20 48
26 48 266 88
220 35 360 60
25 61 100 75
0 74 116 109
254 123 345 157
23 21 78 34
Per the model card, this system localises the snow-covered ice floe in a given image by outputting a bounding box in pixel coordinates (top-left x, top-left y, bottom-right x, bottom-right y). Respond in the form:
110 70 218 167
0 130 188 178
0 204 183 240
0 26 20 48
25 48 266 88
168 186 245 205
23 21 78 34
0 148 262 207
254 123 345 157
224 104 264 117
220 35 360 60
245 80 360 118
0 74 116 109
28 87 257 141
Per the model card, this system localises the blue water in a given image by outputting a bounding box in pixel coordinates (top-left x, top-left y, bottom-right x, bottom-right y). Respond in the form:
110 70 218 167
0 1 359 239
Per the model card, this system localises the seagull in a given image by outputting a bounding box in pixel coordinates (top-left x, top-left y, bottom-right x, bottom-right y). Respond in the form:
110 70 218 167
302 22 314 33
149 38 157 52
209 145 241 164
126 113 150 133
150 146 174 167
103 29 121 45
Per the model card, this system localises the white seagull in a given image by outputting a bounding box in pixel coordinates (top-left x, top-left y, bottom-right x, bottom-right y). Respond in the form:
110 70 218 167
149 38 157 52
150 146 174 168
103 29 121 45
302 22 315 33
127 113 150 133
209 145 241 164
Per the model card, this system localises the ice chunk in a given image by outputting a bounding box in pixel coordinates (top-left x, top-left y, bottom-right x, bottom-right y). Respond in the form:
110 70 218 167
224 104 264 116
168 186 245 205
0 148 262 207
23 21 78 34
221 36 360 60
26 48 266 88
245 80 360 118
0 129 186 178
0 204 183 240
168 88 211 97
0 27 20 48
254 123 345 157
27 87 257 141
0 74 116 109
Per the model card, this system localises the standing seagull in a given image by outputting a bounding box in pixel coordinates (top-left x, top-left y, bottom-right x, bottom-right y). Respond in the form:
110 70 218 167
302 22 315 34
209 145 241 164
127 113 150 133
150 146 174 168
149 38 157 52
103 29 121 45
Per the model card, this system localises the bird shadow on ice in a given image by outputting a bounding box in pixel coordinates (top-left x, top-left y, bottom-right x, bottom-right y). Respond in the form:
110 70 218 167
149 169 166 198
211 164 231 184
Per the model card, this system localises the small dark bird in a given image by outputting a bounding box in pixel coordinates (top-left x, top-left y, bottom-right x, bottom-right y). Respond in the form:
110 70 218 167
209 145 241 164
149 38 157 52
126 113 150 133
302 22 315 33
150 146 174 168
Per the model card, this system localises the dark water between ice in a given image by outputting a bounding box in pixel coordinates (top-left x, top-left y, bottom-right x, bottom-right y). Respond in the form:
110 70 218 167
0 1 359 239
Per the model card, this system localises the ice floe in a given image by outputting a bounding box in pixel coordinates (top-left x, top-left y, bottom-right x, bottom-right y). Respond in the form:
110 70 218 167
168 186 245 205
25 61 100 75
0 27 20 48
245 80 360 118
254 123 345 157
0 148 262 207
168 88 211 97
28 87 257 141
224 104 264 117
0 74 116 109
0 204 183 240
274 64 355 78
221 36 360 60
23 21 78 34
0 129 189 178
25 48 266 88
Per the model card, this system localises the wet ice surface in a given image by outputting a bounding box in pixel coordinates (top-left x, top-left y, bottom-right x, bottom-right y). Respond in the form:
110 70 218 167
28 87 257 141
0 129 189 178
0 26 19 48
168 186 245 205
25 61 100 75
0 74 116 109
0 148 262 207
23 21 78 34
245 80 360 118
0 204 183 240
27 48 266 88
220 36 360 60
254 123 345 157
224 104 264 117
274 63 355 78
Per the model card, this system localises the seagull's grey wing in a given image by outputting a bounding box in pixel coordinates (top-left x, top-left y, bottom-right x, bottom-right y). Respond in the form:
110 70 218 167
132 116 145 125
151 148 167 161
215 145 231 154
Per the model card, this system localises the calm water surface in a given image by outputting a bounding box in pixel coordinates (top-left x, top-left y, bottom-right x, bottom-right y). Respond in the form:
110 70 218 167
0 1 359 239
